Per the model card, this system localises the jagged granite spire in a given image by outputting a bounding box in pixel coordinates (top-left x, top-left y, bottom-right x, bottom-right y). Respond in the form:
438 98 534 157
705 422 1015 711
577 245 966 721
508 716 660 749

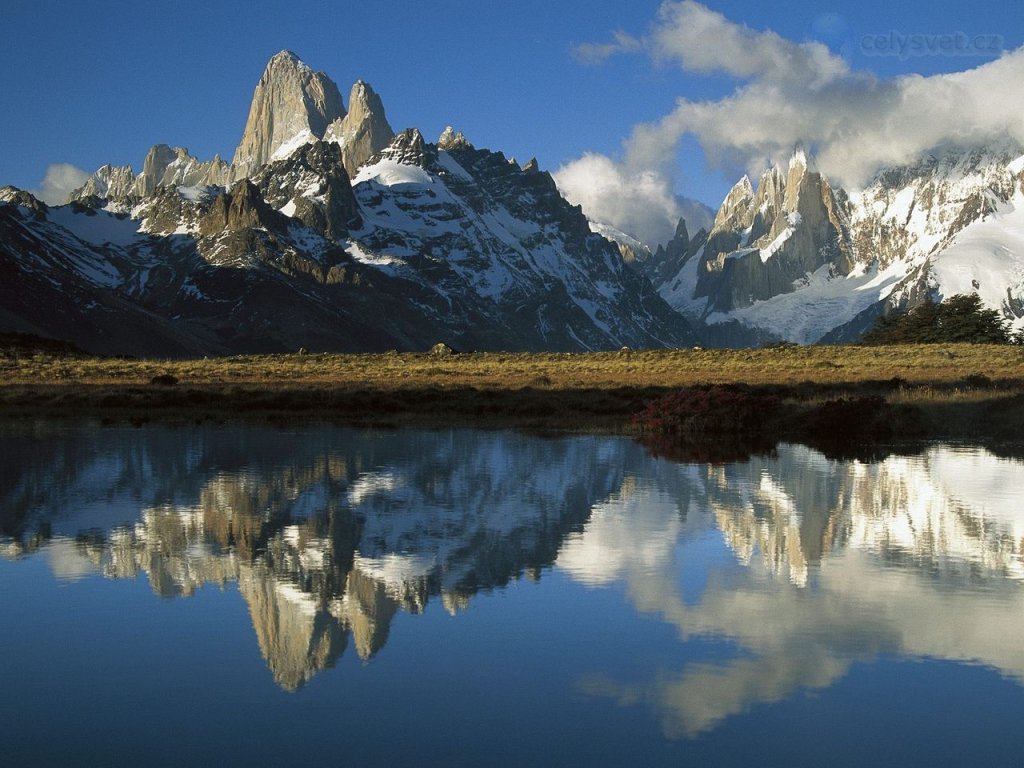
437 126 471 151
323 80 395 177
713 175 755 232
136 144 230 196
68 163 136 203
231 50 346 180
694 147 855 314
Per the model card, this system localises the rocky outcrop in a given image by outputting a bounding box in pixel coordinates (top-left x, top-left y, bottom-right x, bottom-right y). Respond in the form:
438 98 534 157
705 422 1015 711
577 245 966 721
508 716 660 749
70 147 229 207
135 144 230 197
374 127 432 168
694 150 855 314
643 218 707 287
0 186 48 217
69 163 136 203
199 179 288 235
231 50 346 181
136 183 213 235
437 126 472 151
323 80 395 177
252 140 362 240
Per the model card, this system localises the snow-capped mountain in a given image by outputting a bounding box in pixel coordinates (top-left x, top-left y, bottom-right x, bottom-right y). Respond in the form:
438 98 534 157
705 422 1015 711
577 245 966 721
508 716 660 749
647 144 1024 344
6 48 1022 351
0 51 691 355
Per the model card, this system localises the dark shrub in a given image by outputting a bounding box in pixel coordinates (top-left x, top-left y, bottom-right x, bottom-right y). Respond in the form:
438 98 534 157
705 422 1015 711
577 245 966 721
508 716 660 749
864 293 1010 344
633 386 780 438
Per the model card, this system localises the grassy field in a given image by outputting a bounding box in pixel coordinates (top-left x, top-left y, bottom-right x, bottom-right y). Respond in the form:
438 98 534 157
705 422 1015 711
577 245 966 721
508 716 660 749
4 343 1023 389
2 344 1023 444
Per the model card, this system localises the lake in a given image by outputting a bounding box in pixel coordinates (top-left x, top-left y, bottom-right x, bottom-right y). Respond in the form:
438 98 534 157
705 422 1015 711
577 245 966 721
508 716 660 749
2 422 1023 766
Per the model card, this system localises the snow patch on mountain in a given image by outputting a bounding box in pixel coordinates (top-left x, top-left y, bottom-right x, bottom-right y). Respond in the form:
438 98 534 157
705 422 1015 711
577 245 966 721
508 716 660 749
760 212 802 262
590 220 649 256
344 240 406 270
353 159 433 187
930 191 1024 333
705 261 908 343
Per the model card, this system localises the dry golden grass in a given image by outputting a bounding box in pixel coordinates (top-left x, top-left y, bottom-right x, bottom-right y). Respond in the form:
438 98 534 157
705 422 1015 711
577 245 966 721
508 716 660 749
2 344 1022 390
1 344 1022 441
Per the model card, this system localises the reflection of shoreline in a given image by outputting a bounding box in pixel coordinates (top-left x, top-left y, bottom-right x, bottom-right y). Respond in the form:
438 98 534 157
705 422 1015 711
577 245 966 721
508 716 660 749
1 427 629 690
559 443 1024 738
4 425 1024 723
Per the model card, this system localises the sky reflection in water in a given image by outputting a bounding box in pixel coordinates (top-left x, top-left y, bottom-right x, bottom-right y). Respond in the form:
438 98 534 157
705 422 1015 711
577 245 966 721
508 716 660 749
1 423 1022 767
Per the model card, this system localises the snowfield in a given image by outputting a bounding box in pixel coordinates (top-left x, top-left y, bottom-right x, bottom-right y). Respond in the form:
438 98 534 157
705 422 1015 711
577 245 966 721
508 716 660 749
930 191 1024 334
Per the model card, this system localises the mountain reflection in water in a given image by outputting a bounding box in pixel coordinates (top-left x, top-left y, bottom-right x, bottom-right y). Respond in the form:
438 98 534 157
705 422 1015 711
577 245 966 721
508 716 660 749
1 423 1023 743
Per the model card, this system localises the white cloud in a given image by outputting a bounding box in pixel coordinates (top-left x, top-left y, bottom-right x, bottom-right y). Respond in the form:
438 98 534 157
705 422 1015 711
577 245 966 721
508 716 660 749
627 46 1024 189
645 0 849 86
35 163 91 205
563 1 1024 244
571 30 643 65
553 153 711 248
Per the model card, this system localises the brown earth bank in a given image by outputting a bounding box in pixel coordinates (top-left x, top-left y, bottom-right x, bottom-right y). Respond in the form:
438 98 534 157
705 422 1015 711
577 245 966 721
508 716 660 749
2 343 1023 459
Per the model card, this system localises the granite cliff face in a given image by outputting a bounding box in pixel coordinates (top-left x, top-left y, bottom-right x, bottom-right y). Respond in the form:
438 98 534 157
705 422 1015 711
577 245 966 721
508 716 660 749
324 80 395 177
137 144 231 197
231 50 346 180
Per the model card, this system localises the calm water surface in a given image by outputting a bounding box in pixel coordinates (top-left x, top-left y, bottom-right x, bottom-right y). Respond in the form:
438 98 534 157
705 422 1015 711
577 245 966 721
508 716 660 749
1 423 1023 767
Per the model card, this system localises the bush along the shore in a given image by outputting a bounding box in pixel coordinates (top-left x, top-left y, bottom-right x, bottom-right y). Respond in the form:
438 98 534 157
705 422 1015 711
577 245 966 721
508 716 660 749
794 395 927 458
633 386 782 438
634 386 930 463
632 386 781 463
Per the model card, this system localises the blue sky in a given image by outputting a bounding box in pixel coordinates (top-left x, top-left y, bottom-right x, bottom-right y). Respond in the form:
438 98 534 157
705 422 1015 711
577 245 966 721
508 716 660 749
2 0 1021 241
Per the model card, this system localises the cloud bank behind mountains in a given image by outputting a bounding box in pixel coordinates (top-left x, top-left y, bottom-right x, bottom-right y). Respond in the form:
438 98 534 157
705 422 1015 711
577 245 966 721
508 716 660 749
555 154 713 249
35 163 91 205
556 0 1024 248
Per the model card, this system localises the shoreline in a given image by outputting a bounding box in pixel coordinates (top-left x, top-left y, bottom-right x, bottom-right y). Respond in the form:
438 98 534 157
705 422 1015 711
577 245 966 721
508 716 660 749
2 345 1024 456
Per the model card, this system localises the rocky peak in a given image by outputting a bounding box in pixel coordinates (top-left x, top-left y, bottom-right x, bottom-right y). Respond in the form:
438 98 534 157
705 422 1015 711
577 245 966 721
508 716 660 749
199 178 287 235
252 140 362 240
713 175 754 232
375 128 433 168
231 50 346 181
68 164 136 203
136 144 230 196
644 216 706 287
0 186 48 219
323 80 395 177
671 217 690 248
0 186 44 208
139 144 178 192
754 166 785 213
783 147 819 212
743 165 786 245
437 126 472 151
521 157 540 174
686 145 856 317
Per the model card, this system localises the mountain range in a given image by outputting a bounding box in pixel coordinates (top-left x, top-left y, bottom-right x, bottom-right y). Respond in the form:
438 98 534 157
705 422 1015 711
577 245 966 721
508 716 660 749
1 50 1022 354
627 143 1024 345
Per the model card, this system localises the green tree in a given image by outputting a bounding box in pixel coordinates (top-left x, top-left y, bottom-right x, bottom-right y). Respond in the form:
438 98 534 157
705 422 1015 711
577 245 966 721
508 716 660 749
863 293 1010 344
